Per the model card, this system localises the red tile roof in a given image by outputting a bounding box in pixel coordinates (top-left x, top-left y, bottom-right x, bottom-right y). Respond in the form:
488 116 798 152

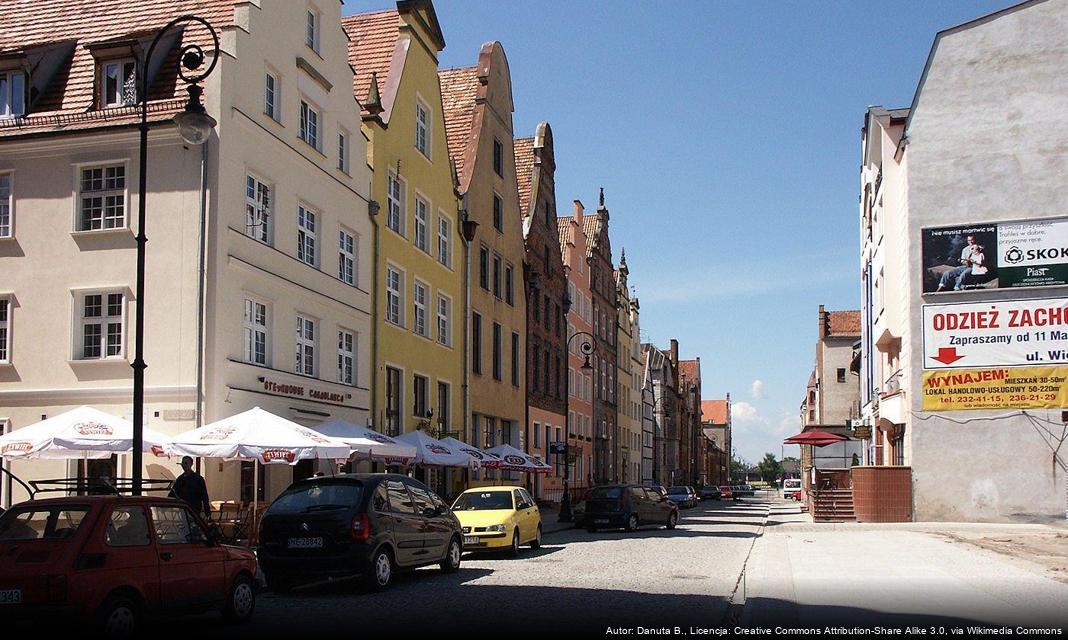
702 400 728 424
0 0 236 137
514 136 535 218
679 359 700 381
557 216 573 249
437 65 480 185
342 10 400 115
828 310 861 337
583 214 602 258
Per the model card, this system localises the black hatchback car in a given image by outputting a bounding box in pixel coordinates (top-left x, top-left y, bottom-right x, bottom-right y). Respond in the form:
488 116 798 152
583 485 678 532
258 474 463 592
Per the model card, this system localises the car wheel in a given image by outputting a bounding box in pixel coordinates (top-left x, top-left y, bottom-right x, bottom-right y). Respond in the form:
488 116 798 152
625 514 639 532
363 547 394 592
531 525 543 549
666 510 678 530
222 574 256 623
507 529 520 557
440 536 462 573
96 594 140 639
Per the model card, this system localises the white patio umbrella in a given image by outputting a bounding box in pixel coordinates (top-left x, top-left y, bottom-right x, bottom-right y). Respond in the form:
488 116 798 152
165 407 352 530
309 419 417 464
440 437 502 469
485 443 553 474
0 406 169 460
395 430 479 468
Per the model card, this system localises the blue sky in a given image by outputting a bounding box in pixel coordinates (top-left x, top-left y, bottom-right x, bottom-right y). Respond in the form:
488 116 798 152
344 0 1013 463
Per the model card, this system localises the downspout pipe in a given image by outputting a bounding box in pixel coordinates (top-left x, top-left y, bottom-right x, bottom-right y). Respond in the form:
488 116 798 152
369 196 381 437
194 137 209 473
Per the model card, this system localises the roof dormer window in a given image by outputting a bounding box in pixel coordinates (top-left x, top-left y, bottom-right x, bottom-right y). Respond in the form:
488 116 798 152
0 70 25 118
101 59 137 108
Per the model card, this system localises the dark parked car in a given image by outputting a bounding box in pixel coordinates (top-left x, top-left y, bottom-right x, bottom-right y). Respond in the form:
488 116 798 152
665 486 697 508
583 485 678 532
258 474 462 592
699 485 722 501
732 485 755 499
0 495 257 636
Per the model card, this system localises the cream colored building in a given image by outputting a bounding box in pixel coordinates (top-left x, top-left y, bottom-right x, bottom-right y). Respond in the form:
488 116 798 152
615 253 642 483
0 0 373 506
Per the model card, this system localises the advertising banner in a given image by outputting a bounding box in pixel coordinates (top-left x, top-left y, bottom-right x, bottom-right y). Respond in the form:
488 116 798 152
921 297 1068 370
922 218 1068 293
921 366 1068 411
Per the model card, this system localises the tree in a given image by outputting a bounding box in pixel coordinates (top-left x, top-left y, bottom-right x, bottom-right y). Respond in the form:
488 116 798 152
757 453 783 484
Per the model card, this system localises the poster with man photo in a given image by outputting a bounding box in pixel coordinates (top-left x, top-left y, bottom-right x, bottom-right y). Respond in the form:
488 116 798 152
921 224 999 293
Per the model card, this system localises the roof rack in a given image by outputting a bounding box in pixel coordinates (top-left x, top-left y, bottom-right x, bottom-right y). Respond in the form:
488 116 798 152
27 477 174 498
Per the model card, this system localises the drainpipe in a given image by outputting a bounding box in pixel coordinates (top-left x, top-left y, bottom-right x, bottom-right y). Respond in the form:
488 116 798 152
369 197 381 432
194 138 209 474
460 197 475 443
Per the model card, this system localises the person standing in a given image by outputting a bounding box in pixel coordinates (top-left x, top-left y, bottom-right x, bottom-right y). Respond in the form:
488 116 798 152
937 234 980 291
171 456 211 516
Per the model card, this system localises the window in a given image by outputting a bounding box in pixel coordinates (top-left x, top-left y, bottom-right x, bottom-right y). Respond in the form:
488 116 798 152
385 367 402 435
511 331 520 387
544 348 551 393
505 264 514 306
493 194 503 232
297 205 317 267
532 340 541 392
437 216 451 267
837 368 847 383
492 254 502 299
338 329 355 385
479 246 489 290
106 506 150 547
78 292 124 360
243 299 268 366
245 174 271 243
338 228 357 286
295 315 316 376
437 382 450 430
305 9 320 53
337 131 349 172
413 281 428 338
492 322 502 381
386 267 403 326
101 59 136 108
414 197 429 252
0 71 25 118
533 422 541 448
0 173 10 237
555 304 562 336
151 506 208 545
0 297 8 363
415 100 430 158
556 353 563 399
472 312 483 374
413 374 428 418
492 139 503 177
436 294 451 346
543 294 551 328
77 164 126 231
264 72 279 120
387 172 405 235
299 100 321 150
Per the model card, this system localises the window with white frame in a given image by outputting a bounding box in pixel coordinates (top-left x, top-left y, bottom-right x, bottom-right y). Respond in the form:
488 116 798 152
306 9 321 53
437 294 451 346
0 173 11 237
264 71 279 121
77 164 126 231
413 197 431 253
101 59 136 108
337 328 355 385
415 100 430 158
386 267 403 326
295 315 316 376
245 174 271 243
243 298 268 366
338 228 357 286
297 204 317 267
413 281 428 338
437 216 451 267
0 297 9 362
387 172 405 235
337 130 349 173
0 71 26 118
79 291 124 359
299 99 321 150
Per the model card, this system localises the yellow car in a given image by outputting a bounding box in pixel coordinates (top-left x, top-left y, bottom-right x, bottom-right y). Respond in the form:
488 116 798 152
451 486 542 555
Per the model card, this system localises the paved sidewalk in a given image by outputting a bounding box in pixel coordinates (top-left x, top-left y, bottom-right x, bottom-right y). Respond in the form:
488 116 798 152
537 505 577 534
742 501 1068 628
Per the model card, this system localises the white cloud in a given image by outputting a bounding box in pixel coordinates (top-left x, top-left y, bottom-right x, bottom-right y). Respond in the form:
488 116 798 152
732 401 759 422
730 402 803 462
751 379 765 399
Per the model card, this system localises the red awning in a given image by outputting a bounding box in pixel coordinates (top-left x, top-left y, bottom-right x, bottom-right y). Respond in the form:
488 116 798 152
783 430 849 447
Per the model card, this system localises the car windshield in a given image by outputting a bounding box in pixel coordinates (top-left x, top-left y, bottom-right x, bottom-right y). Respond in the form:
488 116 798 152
0 505 91 541
269 483 362 514
587 487 624 500
452 491 513 511
667 486 688 493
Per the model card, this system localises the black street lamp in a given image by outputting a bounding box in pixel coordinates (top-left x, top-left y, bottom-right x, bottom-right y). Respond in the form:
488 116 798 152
558 329 594 522
132 16 220 495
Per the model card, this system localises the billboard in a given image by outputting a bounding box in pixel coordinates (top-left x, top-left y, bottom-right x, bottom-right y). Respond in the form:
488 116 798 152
921 366 1068 411
922 218 1068 293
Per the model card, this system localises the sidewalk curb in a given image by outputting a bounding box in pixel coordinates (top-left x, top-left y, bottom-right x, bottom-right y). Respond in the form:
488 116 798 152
736 502 800 627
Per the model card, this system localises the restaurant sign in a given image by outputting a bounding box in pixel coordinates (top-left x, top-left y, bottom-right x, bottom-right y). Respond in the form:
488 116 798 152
921 365 1068 411
262 377 350 404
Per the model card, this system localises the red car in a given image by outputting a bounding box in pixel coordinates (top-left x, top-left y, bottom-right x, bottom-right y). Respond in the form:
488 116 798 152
0 495 257 636
718 485 734 500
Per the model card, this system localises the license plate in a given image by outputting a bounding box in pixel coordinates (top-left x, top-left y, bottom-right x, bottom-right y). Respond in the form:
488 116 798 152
287 537 323 549
463 536 479 545
0 589 21 605
595 519 609 524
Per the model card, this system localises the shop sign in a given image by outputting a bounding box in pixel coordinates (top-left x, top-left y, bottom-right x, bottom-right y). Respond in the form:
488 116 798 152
921 365 1068 411
262 377 349 404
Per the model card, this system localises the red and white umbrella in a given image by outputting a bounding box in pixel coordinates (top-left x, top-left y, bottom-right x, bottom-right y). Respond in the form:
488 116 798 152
395 430 480 468
440 437 503 469
485 443 553 474
310 419 417 464
0 406 169 460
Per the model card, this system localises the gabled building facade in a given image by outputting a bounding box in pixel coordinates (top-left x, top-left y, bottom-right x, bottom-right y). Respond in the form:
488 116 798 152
586 192 618 484
701 397 731 486
560 202 594 488
678 358 702 485
616 253 642 484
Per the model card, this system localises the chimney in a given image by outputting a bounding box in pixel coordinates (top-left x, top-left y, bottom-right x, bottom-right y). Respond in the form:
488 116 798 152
573 199 584 222
818 304 827 340
670 339 679 365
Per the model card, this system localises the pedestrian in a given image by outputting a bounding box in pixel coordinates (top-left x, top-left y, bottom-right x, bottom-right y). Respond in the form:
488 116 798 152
171 456 211 516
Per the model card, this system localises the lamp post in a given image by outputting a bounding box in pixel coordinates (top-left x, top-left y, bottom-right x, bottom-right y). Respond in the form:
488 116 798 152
131 16 219 495
558 328 595 522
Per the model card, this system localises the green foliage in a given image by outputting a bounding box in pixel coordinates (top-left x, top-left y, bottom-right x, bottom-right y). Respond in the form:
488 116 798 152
757 452 783 484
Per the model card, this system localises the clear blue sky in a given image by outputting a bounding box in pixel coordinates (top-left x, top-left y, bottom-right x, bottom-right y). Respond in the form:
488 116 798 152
343 0 1013 463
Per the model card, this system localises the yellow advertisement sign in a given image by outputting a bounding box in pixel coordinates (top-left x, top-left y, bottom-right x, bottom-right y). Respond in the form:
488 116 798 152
922 366 1068 411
